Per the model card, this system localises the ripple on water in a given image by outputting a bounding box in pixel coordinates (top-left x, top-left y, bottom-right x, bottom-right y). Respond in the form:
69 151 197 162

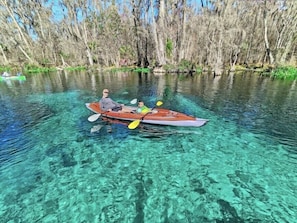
0 78 296 222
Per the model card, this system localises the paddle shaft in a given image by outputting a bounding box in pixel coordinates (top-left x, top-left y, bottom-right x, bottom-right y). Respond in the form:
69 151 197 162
128 101 163 129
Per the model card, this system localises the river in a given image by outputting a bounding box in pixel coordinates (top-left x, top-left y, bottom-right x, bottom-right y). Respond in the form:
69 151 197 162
0 71 296 222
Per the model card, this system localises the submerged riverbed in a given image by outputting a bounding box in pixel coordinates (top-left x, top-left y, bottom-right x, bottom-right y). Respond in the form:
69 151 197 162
0 71 296 222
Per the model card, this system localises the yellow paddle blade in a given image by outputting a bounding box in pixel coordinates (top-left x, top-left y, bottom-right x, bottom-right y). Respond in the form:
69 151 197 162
156 101 163 106
128 119 141 129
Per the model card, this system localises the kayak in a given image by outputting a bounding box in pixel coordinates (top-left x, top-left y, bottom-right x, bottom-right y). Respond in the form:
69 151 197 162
86 102 208 127
0 75 26 81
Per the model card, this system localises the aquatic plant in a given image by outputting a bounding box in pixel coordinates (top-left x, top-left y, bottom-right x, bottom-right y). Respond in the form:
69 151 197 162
65 66 86 71
24 64 57 73
133 67 150 73
270 66 297 80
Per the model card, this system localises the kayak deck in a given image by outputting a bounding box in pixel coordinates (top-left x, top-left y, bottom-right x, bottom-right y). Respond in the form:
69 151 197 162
86 102 208 127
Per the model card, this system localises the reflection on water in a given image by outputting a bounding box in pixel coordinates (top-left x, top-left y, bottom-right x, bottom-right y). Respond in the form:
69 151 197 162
0 70 297 222
173 73 297 149
1 70 296 148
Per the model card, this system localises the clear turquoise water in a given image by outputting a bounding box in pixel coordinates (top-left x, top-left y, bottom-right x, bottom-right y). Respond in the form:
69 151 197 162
0 72 296 222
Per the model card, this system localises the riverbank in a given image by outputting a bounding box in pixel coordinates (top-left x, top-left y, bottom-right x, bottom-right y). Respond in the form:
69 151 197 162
1 64 297 80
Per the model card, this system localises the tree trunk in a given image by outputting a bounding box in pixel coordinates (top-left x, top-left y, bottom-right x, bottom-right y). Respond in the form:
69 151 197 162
263 0 274 65
151 0 166 66
0 45 8 64
177 0 187 63
132 3 142 67
158 0 166 65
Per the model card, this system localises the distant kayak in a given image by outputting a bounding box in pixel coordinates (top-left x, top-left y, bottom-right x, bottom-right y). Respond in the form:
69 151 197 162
0 75 26 81
86 102 208 127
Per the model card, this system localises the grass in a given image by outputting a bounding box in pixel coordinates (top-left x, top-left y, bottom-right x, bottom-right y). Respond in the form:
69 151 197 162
24 65 86 73
25 66 57 73
107 66 151 73
270 66 297 80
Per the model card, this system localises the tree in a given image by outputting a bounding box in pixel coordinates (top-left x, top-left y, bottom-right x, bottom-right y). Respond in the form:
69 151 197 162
0 0 296 70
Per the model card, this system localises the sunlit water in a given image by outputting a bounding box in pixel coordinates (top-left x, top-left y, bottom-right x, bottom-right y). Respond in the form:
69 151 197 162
0 71 296 222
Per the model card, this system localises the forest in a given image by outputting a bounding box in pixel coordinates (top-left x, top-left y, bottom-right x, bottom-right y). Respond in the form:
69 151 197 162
0 0 296 75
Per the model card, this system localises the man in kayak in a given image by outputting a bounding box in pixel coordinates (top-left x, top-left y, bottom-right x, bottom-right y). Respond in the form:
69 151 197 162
136 101 150 114
99 89 132 112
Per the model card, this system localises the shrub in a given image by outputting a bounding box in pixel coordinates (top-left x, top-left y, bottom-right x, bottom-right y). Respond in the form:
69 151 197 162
271 66 297 80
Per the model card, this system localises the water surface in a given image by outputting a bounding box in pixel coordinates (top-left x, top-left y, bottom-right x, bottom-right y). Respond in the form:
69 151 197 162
0 71 296 222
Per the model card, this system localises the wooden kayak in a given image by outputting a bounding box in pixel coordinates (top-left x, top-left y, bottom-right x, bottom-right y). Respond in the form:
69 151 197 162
86 102 208 127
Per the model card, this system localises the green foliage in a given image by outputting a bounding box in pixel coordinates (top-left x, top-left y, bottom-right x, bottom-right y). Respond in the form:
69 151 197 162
105 5 122 35
163 64 174 70
166 39 173 58
178 59 192 69
24 64 86 73
24 64 56 73
108 67 151 73
88 42 97 50
119 46 133 58
119 46 126 54
195 66 203 74
133 67 150 73
0 66 11 72
270 66 297 80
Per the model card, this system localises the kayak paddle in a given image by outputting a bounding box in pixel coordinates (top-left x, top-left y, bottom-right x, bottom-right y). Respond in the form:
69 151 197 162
128 100 163 129
88 98 138 122
130 98 137 104
88 113 101 122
